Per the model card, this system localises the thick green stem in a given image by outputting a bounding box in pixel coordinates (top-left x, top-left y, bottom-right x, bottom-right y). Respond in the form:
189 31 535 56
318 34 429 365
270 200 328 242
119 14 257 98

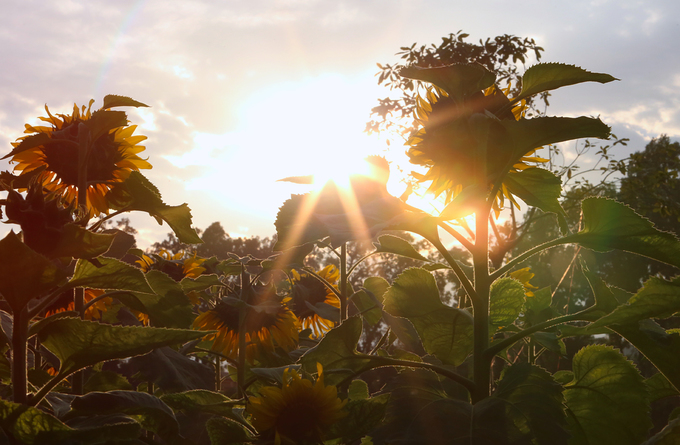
472 210 491 403
12 307 29 404
339 243 348 322
237 267 249 399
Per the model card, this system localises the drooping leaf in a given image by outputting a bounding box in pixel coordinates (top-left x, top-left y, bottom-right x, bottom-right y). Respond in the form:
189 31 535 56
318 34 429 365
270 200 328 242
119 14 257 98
494 363 570 445
0 231 68 311
325 395 389 444
645 373 679 402
71 391 181 443
68 256 153 294
503 117 611 169
0 397 72 444
84 370 133 392
125 347 214 392
515 63 617 104
300 317 383 386
591 277 680 328
373 234 430 262
438 184 485 221
610 323 680 393
120 270 194 328
490 278 526 327
564 345 651 445
564 198 680 269
50 223 116 259
38 317 207 377
383 268 473 365
372 369 523 445
504 168 568 234
105 171 202 244
1 133 51 160
102 94 149 109
205 417 254 445
400 63 496 101
161 390 240 419
351 289 383 326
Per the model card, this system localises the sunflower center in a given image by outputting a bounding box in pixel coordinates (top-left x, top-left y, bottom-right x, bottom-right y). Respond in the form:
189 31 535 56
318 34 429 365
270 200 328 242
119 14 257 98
291 275 330 319
275 399 323 441
42 122 123 186
211 299 283 333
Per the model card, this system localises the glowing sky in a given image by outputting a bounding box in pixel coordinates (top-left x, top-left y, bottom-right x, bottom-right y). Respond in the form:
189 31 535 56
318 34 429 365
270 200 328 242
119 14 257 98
1 0 679 248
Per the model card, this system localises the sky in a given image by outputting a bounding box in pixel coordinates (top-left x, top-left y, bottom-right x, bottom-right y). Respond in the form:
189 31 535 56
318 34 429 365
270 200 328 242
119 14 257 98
1 0 679 249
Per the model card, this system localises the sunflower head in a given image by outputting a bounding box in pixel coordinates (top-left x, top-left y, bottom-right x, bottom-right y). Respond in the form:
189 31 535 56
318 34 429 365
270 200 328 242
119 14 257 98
193 282 298 363
289 265 340 337
5 98 151 217
247 363 347 445
136 250 206 281
402 64 547 212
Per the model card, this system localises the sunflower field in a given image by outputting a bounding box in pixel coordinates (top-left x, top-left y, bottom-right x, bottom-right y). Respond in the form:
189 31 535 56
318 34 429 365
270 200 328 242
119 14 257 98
1 60 680 445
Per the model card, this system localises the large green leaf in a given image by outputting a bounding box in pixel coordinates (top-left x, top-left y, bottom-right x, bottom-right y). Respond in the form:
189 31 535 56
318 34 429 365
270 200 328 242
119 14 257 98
610 323 680 393
591 277 680 328
563 345 651 445
0 231 68 311
352 276 390 326
71 391 181 443
564 198 680 268
105 171 202 244
373 234 430 262
515 63 617 103
119 270 194 328
325 395 389 444
645 373 679 402
126 347 214 392
494 363 569 445
38 317 207 377
50 223 115 259
503 117 611 167
68 256 153 294
371 369 524 445
300 317 383 386
206 417 254 445
0 397 71 444
400 63 496 101
102 94 149 109
383 268 473 365
161 390 239 418
504 168 568 234
490 278 526 327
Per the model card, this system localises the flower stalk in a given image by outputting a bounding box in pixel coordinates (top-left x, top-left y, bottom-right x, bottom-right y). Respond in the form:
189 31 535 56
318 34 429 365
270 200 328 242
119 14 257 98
11 306 29 404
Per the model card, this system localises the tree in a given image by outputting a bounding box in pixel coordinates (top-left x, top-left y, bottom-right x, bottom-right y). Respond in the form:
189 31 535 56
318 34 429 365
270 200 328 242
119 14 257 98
366 31 546 139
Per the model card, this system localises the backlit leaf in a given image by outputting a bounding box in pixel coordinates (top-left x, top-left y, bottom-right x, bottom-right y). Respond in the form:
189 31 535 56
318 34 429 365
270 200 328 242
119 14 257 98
0 397 71 444
564 345 651 445
490 278 526 327
515 63 617 104
400 63 496 101
504 168 568 234
591 277 680 328
71 391 181 443
383 268 473 365
0 231 68 311
106 171 202 244
38 317 207 377
373 234 430 262
494 363 569 445
102 94 149 109
564 198 680 268
68 256 153 294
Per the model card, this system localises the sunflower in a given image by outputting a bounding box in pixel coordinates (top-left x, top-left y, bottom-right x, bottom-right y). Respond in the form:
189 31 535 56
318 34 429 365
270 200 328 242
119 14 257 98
509 267 538 297
289 265 340 337
136 249 206 281
193 283 298 363
44 288 111 321
247 363 347 445
6 100 151 216
405 69 547 216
